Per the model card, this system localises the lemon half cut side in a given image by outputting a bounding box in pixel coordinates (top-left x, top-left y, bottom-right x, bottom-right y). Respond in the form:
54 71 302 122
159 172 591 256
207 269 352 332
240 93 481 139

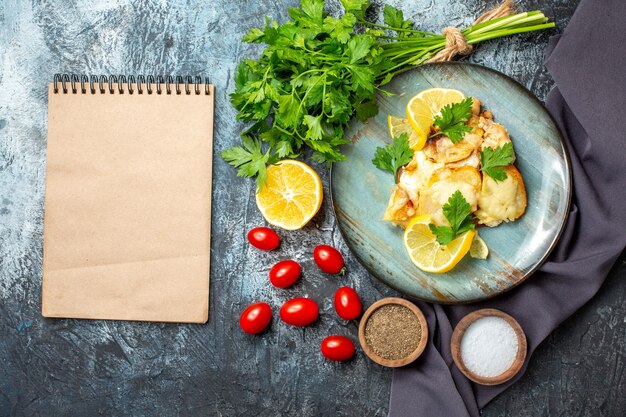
256 160 323 230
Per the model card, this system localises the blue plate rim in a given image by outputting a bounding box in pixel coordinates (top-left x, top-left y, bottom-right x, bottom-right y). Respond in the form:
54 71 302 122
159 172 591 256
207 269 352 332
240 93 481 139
330 61 573 304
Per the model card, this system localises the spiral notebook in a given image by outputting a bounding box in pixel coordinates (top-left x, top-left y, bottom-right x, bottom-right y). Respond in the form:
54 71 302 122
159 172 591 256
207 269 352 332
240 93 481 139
42 75 214 323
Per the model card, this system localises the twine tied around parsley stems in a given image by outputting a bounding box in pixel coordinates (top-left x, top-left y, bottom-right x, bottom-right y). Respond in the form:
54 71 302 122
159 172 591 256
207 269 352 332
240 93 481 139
428 0 516 63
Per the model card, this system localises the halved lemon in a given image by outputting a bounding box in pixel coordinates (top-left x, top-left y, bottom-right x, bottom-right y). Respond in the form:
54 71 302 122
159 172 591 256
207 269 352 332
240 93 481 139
406 88 465 144
403 215 475 273
256 160 323 230
387 115 425 150
469 234 489 259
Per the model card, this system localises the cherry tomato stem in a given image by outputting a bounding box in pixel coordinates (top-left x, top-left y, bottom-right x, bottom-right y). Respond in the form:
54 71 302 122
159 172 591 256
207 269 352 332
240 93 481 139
313 245 345 274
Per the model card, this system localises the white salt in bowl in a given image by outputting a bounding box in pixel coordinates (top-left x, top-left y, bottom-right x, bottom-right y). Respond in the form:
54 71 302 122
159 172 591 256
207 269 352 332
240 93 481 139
451 309 527 385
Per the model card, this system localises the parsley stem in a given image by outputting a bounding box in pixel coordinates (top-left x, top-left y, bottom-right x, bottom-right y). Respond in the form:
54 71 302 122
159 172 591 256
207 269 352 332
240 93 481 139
291 69 324 83
461 13 518 34
380 46 427 60
358 20 437 36
296 71 328 114
466 12 531 36
274 123 306 141
320 76 328 117
379 38 445 49
466 23 555 44
379 44 440 76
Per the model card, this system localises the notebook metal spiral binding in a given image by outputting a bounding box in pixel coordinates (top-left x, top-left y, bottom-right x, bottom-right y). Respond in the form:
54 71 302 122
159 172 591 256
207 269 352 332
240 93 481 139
52 74 211 95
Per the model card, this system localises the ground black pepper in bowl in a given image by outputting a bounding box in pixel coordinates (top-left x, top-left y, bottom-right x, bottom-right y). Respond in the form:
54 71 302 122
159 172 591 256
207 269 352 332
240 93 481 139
364 304 422 361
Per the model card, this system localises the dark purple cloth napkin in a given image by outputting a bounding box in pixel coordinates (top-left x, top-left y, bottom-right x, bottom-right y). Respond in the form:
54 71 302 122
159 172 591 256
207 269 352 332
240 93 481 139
389 0 626 415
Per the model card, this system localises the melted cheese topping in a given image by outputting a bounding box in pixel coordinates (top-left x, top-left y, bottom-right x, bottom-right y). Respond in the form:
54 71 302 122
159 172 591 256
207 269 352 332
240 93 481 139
398 152 443 206
446 150 481 169
418 168 480 226
476 166 526 226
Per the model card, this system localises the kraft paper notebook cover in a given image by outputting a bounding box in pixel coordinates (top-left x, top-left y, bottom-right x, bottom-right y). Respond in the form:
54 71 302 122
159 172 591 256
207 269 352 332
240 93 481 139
42 75 214 323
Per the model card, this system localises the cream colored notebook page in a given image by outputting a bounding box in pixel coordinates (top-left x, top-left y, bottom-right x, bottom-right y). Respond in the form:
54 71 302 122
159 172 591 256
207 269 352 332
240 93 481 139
42 75 214 323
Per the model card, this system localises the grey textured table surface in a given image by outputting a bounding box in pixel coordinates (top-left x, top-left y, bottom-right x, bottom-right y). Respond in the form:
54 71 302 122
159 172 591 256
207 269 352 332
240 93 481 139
1 0 625 416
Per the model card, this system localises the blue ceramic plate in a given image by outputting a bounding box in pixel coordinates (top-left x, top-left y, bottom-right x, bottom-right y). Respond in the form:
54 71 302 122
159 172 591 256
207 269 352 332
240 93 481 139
331 62 571 304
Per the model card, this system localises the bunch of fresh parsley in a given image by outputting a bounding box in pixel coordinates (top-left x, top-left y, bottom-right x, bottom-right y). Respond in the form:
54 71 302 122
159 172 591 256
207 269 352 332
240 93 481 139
224 0 393 188
223 0 554 188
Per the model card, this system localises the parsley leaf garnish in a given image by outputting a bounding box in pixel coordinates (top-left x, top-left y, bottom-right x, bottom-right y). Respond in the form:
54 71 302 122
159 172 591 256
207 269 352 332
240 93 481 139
428 190 476 245
480 143 514 182
221 135 278 189
371 133 413 182
430 97 473 143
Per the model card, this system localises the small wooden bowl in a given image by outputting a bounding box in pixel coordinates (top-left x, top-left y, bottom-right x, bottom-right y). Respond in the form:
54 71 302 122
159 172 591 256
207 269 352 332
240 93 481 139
451 308 527 385
358 297 428 368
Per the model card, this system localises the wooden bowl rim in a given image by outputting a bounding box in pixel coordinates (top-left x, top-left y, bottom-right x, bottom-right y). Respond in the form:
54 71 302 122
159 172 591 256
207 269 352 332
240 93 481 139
358 297 429 368
450 308 527 385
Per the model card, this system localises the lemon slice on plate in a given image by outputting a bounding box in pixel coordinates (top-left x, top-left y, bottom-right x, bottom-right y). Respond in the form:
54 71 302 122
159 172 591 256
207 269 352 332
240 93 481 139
387 115 426 150
406 88 466 143
469 234 489 259
403 215 475 274
256 160 323 230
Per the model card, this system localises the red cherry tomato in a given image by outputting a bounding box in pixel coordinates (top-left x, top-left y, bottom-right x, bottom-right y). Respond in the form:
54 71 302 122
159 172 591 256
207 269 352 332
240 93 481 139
334 286 362 320
269 260 301 288
321 335 355 361
280 298 319 326
239 302 272 334
247 227 280 251
313 245 345 274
